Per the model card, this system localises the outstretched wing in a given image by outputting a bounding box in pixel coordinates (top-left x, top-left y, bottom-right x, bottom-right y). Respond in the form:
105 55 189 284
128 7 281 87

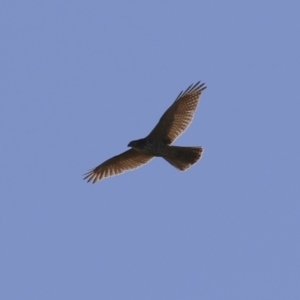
147 82 206 144
83 149 153 183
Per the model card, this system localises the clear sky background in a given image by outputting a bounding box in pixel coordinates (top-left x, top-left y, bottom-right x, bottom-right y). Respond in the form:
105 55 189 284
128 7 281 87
1 1 299 299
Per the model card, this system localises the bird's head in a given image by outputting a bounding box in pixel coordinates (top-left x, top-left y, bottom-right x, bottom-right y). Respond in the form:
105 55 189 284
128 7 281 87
128 140 136 147
128 138 146 149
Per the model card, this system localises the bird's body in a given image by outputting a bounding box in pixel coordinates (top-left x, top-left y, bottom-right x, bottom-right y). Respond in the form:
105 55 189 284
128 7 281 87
128 138 203 170
128 138 173 156
84 81 206 183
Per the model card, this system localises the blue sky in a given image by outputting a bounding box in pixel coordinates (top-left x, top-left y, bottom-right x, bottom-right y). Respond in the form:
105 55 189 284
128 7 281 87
1 1 299 299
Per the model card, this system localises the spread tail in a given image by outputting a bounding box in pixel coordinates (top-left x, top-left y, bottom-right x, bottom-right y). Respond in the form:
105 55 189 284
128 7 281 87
163 146 203 171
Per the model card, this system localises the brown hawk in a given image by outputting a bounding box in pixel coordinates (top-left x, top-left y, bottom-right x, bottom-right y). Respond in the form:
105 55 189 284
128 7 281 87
84 81 206 183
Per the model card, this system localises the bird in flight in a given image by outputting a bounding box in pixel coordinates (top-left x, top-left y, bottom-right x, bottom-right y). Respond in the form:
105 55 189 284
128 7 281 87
84 81 206 183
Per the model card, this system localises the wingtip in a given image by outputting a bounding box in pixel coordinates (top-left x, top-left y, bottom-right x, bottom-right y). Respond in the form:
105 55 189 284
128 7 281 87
83 170 96 183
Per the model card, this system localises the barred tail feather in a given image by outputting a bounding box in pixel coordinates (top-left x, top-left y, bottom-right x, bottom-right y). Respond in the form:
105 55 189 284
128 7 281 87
163 146 203 171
